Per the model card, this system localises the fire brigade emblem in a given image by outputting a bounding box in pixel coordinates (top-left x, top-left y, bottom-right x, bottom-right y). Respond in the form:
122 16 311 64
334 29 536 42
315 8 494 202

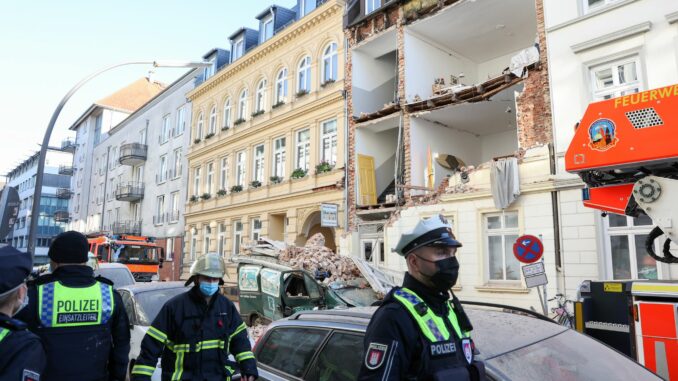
588 119 618 151
365 342 388 370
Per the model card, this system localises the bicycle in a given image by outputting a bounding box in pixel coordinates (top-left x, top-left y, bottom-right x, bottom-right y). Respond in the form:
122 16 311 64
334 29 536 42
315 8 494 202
548 293 575 328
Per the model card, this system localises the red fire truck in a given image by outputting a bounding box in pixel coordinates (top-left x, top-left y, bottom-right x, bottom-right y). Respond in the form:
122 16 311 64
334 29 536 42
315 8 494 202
87 234 164 282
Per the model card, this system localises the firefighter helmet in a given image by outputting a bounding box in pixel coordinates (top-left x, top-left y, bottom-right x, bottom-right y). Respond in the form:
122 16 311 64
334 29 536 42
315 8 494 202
190 252 226 279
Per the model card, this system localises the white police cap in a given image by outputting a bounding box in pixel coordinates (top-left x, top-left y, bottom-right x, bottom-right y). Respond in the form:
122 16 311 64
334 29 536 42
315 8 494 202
393 214 462 256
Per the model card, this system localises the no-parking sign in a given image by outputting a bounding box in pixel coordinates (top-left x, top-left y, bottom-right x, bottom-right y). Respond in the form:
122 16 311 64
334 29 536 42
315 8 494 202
513 235 544 264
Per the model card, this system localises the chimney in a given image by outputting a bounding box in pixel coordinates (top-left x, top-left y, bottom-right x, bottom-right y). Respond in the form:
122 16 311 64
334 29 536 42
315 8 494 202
147 69 155 83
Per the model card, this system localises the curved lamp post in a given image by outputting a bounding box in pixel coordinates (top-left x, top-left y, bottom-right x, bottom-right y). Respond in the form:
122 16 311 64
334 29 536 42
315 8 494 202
28 60 210 262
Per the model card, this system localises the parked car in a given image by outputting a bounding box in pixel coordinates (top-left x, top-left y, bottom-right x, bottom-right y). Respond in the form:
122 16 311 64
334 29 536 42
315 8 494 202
118 282 189 380
95 263 136 288
250 306 662 381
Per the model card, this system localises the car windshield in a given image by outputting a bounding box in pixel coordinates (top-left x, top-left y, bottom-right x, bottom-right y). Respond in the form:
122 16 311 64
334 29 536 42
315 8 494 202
134 288 186 325
112 245 159 264
95 268 135 288
486 329 661 380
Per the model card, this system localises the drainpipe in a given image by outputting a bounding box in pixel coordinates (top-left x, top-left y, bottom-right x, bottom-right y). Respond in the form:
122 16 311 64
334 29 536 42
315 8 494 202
549 143 562 270
343 36 350 233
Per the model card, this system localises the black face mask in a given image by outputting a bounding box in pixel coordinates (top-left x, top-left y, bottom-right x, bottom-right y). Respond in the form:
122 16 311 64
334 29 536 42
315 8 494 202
416 254 460 292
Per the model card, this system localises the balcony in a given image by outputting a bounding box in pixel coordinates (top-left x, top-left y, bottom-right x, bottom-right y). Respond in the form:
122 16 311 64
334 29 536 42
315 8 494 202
118 143 148 166
56 188 73 199
153 214 165 225
168 210 180 223
61 138 76 153
58 165 74 176
54 210 70 223
109 221 142 235
115 182 144 202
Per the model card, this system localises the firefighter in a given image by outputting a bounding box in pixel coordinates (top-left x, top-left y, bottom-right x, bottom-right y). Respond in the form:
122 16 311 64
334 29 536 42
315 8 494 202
17 231 131 381
131 253 258 381
0 245 46 380
357 215 486 381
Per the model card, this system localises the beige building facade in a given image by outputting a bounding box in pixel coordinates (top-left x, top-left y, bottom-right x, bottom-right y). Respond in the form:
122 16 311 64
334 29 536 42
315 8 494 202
183 0 346 278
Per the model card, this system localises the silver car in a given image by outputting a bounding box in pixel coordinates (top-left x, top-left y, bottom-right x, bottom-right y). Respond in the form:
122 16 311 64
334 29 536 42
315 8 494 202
251 306 662 381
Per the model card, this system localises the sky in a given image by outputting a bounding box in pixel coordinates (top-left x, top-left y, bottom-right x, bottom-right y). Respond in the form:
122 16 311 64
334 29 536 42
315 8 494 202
0 0 297 177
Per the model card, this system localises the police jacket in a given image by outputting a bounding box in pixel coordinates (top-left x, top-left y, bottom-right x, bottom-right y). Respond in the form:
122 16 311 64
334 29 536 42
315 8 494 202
131 286 257 381
357 272 486 381
18 266 131 381
0 313 46 381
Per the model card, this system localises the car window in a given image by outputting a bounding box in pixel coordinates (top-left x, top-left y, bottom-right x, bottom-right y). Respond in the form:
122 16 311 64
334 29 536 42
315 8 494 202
306 331 364 381
96 268 135 288
487 330 662 380
257 327 329 378
134 288 187 325
119 290 136 324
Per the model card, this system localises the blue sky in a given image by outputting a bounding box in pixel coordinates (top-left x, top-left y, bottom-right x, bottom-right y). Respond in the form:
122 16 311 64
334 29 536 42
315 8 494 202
0 0 296 176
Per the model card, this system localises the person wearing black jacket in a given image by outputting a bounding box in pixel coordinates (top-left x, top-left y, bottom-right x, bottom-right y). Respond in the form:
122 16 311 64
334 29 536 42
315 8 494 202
17 231 130 381
131 252 257 381
0 245 46 381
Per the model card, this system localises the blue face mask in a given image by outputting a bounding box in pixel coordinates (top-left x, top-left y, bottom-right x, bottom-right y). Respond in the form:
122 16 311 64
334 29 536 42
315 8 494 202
199 281 219 297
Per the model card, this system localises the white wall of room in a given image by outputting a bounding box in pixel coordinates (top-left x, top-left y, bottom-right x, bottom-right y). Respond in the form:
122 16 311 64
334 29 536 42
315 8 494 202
410 117 481 189
356 126 399 195
404 31 478 102
480 129 518 163
352 50 397 116
477 50 524 81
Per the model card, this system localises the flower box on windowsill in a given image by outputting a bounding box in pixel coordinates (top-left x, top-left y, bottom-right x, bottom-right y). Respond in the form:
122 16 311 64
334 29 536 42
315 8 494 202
189 195 199 203
204 133 215 140
230 185 243 193
200 193 211 200
291 168 308 180
269 176 283 184
234 118 246 126
320 79 336 88
221 126 230 132
216 189 227 197
249 180 262 189
251 110 265 118
295 89 309 98
193 138 201 144
272 101 285 109
315 161 334 174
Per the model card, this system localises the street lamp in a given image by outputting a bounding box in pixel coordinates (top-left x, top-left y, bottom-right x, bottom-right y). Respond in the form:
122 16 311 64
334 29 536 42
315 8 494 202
27 60 210 263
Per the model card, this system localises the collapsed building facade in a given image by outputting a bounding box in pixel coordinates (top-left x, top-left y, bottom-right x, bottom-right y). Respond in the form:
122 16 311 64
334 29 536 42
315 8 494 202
342 0 556 307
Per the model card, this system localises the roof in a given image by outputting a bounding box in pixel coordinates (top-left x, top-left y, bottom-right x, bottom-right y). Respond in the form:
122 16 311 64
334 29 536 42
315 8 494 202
202 48 219 59
95 77 166 112
255 5 278 20
228 27 257 41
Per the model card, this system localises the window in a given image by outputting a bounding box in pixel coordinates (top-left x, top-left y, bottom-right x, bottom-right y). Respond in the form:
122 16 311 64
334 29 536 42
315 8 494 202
256 80 267 113
233 221 243 255
155 195 165 225
139 128 147 145
196 113 204 140
94 114 103 145
233 37 245 61
176 106 186 135
158 155 167 183
257 327 328 377
583 0 621 13
206 162 214 195
204 225 211 254
362 240 374 262
322 43 338 83
220 156 229 191
193 167 201 196
261 15 274 42
204 57 215 79
161 114 171 144
273 137 286 178
236 151 246 186
320 119 337 165
191 235 197 260
110 147 118 169
166 238 174 261
306 332 364 381
238 89 248 120
590 57 641 101
485 212 520 282
223 98 232 129
275 68 288 104
253 144 265 183
300 0 317 17
218 223 226 257
251 218 262 241
209 106 217 134
297 57 311 93
173 149 182 178
604 213 660 279
296 129 311 171
170 192 180 223
366 0 381 14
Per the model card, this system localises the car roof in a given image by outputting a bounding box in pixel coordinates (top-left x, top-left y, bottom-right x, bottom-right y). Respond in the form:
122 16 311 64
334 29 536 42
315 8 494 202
96 263 129 269
274 306 568 360
118 281 187 294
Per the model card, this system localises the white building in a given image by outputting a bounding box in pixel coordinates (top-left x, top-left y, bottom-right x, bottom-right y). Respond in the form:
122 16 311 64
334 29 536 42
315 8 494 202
90 70 197 280
545 0 678 296
4 149 73 264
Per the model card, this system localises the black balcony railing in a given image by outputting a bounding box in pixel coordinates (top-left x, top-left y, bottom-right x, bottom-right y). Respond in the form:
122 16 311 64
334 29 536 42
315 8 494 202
58 165 74 176
115 182 144 202
109 221 142 235
54 210 70 222
61 138 76 152
119 143 148 166
56 188 73 199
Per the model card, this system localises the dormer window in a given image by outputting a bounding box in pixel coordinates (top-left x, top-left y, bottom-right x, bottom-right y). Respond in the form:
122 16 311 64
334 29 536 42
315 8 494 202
261 15 274 43
300 0 316 17
366 0 381 14
203 57 216 80
233 37 245 61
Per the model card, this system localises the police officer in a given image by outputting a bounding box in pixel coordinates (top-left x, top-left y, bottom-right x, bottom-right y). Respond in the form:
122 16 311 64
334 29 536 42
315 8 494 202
17 231 131 381
357 215 486 381
0 245 46 381
131 253 258 381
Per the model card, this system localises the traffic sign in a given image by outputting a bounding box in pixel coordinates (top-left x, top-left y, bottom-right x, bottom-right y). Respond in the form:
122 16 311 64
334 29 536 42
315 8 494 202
513 235 544 264
522 262 548 288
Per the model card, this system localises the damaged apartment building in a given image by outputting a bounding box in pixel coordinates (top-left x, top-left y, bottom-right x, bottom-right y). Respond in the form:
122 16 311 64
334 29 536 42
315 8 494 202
343 0 555 307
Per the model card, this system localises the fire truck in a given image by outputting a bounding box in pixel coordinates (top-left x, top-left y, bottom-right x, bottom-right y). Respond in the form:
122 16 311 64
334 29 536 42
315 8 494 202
565 84 678 379
87 234 164 282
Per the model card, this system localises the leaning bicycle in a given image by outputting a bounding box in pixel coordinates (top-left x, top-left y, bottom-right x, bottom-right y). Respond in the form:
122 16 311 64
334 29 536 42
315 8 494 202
549 293 575 328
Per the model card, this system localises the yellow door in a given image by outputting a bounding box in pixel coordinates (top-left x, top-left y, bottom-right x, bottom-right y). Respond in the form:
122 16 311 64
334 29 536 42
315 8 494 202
358 154 377 205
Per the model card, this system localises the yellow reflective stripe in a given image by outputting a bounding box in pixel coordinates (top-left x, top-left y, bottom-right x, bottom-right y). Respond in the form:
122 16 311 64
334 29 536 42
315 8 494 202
197 339 224 350
446 302 466 339
235 351 255 362
0 328 10 343
229 322 247 341
146 326 168 343
225 365 235 374
171 350 184 381
131 364 156 376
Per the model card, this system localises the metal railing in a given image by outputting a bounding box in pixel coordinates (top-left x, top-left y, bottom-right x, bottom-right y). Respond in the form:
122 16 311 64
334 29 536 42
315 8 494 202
168 210 180 223
118 143 148 165
61 138 76 152
56 188 73 199
115 182 145 201
54 210 70 222
153 214 165 225
58 165 74 176
109 220 142 235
